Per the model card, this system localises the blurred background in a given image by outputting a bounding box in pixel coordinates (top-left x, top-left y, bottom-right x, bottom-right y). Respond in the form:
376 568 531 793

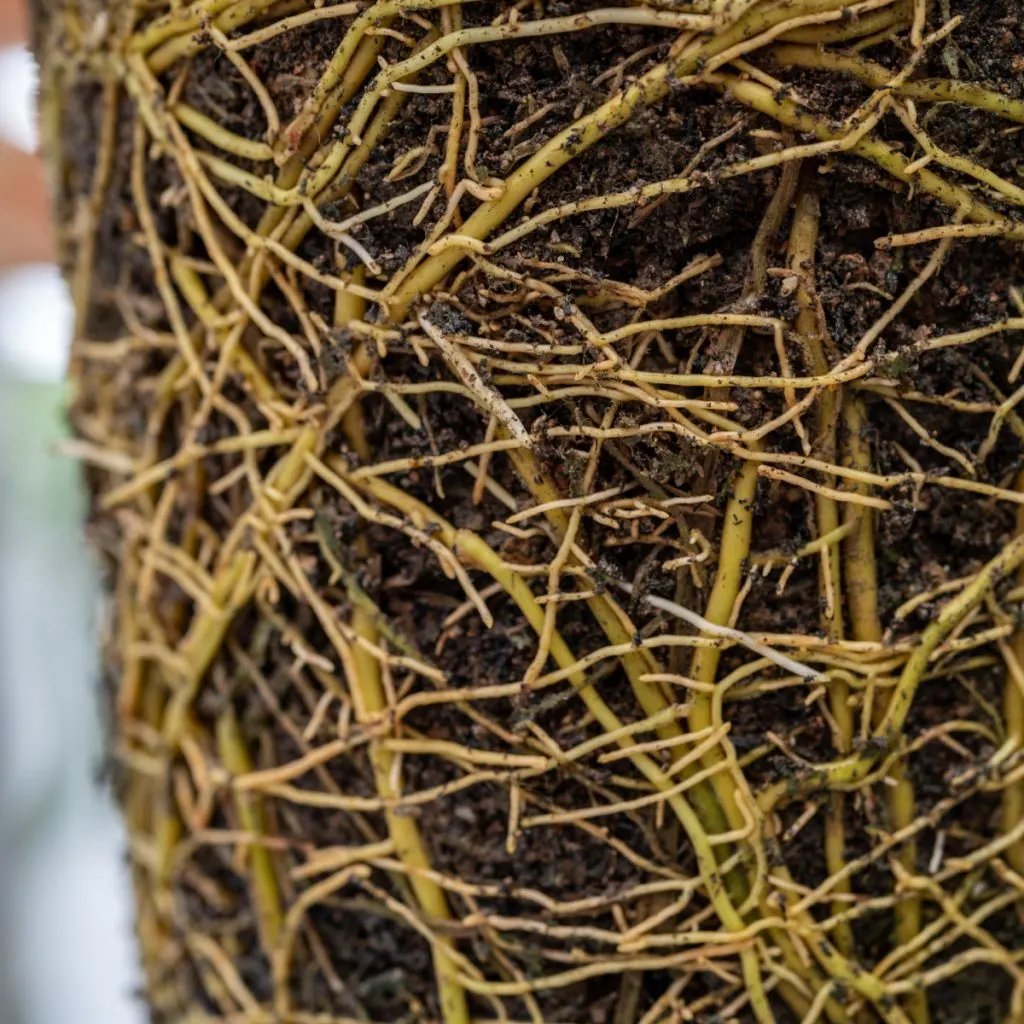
0 3 144 1020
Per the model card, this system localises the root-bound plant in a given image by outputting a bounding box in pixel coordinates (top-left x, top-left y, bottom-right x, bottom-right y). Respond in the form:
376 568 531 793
31 0 1024 1020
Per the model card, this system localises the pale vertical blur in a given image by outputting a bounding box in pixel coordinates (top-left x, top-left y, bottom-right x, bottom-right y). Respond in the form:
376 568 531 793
0 39 144 1024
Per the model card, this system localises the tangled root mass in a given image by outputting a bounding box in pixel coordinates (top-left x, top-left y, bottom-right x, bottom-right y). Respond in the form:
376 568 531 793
32 0 1024 1021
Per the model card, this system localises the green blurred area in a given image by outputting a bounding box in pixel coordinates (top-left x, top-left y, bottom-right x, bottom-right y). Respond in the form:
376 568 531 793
1 375 78 523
